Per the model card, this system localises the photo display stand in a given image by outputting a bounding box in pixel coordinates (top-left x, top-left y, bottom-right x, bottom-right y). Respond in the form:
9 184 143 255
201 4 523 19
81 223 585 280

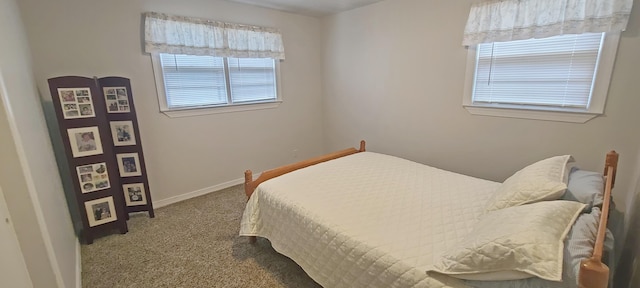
98 77 155 217
48 76 155 244
48 76 128 244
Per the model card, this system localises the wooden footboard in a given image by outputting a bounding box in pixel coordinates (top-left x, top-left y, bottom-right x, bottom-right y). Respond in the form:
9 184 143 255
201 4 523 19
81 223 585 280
243 141 366 244
244 140 366 200
578 150 618 288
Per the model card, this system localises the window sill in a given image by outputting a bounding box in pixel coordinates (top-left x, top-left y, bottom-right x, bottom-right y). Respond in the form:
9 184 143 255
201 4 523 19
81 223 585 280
161 101 282 118
463 105 601 123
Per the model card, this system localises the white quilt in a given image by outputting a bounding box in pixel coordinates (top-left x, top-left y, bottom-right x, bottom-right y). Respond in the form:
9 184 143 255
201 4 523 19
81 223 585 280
240 152 501 288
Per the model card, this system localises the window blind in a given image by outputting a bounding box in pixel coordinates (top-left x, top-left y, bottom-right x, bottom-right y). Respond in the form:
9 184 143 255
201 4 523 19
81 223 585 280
473 33 604 109
228 58 277 103
159 54 277 108
160 53 227 108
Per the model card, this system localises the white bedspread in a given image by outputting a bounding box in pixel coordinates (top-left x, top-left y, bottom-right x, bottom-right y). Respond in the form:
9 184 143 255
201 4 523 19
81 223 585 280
240 152 502 287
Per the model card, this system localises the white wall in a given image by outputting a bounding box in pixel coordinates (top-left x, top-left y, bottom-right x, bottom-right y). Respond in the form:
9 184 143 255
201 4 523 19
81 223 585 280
0 186 32 287
321 0 640 211
0 0 77 287
17 0 325 204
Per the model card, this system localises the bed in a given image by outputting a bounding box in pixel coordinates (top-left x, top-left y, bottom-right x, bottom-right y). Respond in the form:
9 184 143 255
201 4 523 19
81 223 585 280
240 141 617 288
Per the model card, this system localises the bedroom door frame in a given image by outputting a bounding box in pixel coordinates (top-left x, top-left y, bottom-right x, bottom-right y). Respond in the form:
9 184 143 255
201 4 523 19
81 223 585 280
0 71 33 287
0 184 33 288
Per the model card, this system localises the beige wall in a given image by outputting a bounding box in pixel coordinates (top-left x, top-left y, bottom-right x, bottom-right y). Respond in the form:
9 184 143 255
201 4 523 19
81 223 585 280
18 0 325 203
613 148 640 286
0 0 77 287
321 0 640 212
13 0 640 285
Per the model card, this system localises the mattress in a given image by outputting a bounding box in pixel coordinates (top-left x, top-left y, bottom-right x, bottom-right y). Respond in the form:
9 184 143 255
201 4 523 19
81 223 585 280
240 152 501 287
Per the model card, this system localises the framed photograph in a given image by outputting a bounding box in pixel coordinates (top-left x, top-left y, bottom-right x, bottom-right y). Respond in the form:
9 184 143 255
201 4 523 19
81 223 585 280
84 196 117 227
110 121 136 146
116 153 142 177
122 183 147 206
67 126 103 158
104 87 131 113
76 162 110 193
58 88 95 119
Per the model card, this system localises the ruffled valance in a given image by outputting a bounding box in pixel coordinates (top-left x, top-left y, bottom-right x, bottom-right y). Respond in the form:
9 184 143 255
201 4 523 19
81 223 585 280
463 0 634 46
144 12 285 59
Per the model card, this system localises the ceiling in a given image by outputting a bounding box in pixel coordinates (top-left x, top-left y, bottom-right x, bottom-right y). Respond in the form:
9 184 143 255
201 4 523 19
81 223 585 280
226 0 386 17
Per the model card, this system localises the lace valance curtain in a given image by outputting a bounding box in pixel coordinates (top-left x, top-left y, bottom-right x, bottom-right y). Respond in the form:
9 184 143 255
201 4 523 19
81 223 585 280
144 12 285 59
463 0 634 46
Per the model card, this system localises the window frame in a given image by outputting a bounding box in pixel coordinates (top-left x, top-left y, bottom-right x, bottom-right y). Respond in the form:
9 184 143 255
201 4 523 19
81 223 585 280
150 53 282 118
462 33 621 123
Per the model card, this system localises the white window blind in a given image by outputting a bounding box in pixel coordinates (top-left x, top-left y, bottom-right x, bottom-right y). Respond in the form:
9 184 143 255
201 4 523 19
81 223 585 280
228 58 277 103
160 54 227 108
158 53 277 109
473 32 605 109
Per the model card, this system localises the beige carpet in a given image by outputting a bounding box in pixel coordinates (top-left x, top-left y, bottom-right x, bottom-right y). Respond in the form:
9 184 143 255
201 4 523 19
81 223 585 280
81 185 321 288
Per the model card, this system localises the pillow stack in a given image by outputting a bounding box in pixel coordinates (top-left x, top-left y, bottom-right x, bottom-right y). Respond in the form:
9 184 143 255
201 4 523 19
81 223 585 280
429 154 605 284
484 155 573 212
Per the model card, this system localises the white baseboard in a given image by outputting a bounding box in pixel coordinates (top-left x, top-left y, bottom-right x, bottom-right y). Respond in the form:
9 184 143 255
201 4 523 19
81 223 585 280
75 239 81 288
152 178 245 209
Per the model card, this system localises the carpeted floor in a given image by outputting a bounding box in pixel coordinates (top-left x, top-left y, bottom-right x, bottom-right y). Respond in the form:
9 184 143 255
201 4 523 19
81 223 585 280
81 185 322 288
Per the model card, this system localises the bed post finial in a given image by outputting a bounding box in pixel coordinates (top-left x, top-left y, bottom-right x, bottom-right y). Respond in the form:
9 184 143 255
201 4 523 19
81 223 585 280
579 258 609 288
244 170 253 199
359 140 366 152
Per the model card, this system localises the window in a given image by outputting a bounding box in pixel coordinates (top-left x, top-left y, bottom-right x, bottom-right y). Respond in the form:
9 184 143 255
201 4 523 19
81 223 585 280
152 53 281 117
463 32 620 123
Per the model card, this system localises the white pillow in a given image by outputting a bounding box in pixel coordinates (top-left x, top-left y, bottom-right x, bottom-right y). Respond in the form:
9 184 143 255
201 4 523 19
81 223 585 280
429 200 586 281
485 155 573 212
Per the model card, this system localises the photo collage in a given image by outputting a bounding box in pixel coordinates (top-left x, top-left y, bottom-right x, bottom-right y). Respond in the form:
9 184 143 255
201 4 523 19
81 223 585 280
76 162 111 193
58 88 96 119
104 87 131 113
